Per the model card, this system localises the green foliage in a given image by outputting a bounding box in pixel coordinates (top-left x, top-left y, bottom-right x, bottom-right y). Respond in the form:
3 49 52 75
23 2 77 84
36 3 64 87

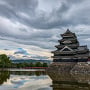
0 71 10 85
11 62 48 68
35 62 43 67
43 63 48 67
0 54 48 68
29 62 35 67
0 54 11 68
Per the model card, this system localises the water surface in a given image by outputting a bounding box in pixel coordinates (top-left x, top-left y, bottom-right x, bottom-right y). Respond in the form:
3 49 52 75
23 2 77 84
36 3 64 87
0 70 90 90
0 70 52 90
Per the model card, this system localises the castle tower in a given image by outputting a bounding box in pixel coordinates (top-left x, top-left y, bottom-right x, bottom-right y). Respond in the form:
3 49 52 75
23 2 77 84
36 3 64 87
52 29 89 62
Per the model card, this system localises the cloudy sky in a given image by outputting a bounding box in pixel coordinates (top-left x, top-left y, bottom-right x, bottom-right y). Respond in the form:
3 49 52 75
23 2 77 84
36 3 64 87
0 0 90 60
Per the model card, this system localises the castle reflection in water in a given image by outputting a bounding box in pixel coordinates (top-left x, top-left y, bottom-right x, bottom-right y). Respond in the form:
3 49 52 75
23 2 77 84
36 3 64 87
48 71 90 90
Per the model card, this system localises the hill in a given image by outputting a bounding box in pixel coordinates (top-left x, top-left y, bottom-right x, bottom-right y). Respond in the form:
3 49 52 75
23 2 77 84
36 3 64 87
11 59 52 64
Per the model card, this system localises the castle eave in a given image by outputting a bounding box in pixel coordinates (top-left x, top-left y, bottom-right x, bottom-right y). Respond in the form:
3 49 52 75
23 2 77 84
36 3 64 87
52 29 90 62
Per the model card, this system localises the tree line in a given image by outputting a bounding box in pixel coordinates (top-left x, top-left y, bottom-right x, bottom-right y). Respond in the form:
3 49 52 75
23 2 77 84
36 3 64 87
0 54 48 68
11 62 48 68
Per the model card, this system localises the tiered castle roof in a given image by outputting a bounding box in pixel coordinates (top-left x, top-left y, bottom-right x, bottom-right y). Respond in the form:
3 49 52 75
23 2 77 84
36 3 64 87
52 29 90 62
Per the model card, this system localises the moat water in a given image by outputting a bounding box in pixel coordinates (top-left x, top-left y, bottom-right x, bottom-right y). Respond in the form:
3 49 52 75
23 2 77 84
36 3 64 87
0 69 90 90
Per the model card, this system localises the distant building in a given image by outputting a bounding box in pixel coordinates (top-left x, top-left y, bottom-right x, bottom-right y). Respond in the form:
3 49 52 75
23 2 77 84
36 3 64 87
52 29 90 62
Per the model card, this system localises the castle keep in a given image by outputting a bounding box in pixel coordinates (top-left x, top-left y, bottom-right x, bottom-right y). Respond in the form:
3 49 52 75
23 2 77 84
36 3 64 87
52 29 90 62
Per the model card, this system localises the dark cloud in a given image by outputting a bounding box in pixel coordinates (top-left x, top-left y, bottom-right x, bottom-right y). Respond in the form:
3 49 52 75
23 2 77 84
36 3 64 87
4 49 9 50
19 28 28 32
0 0 88 29
0 0 90 60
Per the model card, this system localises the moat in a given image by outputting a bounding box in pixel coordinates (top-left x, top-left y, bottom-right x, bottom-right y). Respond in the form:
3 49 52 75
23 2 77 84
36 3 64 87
1 70 90 90
0 70 52 90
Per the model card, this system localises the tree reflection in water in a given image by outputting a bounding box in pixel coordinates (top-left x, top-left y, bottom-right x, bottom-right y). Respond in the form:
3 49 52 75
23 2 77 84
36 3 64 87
0 70 10 85
48 71 90 90
0 71 47 85
10 71 46 76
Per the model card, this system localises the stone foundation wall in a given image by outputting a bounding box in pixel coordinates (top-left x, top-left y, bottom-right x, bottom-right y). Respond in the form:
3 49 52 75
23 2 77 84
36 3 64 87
47 62 76 73
47 62 90 74
47 62 90 90
71 62 90 73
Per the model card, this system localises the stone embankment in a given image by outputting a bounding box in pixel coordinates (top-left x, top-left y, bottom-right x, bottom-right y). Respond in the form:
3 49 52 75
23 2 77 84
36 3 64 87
47 62 90 74
71 62 90 74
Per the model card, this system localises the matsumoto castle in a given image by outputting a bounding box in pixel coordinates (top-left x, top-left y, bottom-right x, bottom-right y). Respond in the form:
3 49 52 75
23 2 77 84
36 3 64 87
52 29 90 62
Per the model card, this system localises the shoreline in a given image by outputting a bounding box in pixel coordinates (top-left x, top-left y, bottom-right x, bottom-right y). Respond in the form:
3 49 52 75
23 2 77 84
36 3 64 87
0 68 46 71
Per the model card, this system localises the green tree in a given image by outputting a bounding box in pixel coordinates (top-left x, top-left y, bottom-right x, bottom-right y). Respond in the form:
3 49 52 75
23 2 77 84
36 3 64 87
43 63 48 67
35 62 43 67
29 62 34 67
0 71 10 85
0 54 11 68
